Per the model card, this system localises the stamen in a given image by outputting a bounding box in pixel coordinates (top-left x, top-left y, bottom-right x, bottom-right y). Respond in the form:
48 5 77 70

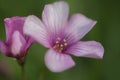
58 47 63 53
60 44 64 47
58 50 62 53
64 43 67 46
57 37 61 41
63 39 66 42
53 45 57 49
56 41 59 44
53 37 68 53
56 44 60 47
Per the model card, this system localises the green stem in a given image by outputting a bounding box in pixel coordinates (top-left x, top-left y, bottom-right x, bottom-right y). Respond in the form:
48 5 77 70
21 62 25 80
39 65 49 80
17 57 26 80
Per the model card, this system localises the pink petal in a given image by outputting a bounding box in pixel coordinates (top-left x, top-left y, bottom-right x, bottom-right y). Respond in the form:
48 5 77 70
65 14 96 44
42 1 69 34
45 49 75 72
23 38 34 52
4 17 25 42
11 31 26 56
23 15 50 48
0 40 7 54
66 41 104 59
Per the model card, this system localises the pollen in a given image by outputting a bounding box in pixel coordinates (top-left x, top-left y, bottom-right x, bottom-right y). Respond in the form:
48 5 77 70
53 37 68 53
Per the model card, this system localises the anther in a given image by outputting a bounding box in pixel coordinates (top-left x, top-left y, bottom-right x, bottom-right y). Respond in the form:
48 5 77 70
60 44 64 47
56 41 59 44
57 37 61 41
53 37 68 53
63 39 67 42
64 43 67 46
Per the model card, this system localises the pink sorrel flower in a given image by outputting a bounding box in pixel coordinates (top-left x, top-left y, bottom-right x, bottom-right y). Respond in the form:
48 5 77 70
0 17 34 60
23 1 104 72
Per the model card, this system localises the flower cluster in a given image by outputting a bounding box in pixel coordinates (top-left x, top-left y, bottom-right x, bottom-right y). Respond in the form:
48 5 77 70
0 1 104 72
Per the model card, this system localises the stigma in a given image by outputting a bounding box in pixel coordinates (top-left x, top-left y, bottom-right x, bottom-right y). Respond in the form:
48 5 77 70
53 37 67 53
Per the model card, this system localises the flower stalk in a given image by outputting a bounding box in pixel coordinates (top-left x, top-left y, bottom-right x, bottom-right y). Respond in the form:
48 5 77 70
17 57 26 80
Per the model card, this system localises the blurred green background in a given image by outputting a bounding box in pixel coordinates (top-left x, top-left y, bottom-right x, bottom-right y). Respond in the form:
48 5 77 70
0 0 120 80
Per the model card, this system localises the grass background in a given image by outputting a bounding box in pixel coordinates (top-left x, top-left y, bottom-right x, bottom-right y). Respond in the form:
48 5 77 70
0 0 120 80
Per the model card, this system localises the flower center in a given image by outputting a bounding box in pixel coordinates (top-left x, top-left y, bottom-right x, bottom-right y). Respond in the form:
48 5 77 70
53 37 67 53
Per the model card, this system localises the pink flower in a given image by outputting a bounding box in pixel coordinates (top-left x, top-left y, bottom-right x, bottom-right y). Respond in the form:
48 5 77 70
23 1 104 72
0 17 34 60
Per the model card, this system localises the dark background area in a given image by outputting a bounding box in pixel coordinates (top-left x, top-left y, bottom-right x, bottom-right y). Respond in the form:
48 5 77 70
0 0 120 80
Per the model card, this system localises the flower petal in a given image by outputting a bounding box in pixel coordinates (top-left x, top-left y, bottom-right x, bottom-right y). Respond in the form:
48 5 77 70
45 49 75 72
42 1 69 34
4 17 25 42
11 31 26 56
65 14 96 44
0 40 7 54
23 15 50 48
66 41 104 59
23 38 34 52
